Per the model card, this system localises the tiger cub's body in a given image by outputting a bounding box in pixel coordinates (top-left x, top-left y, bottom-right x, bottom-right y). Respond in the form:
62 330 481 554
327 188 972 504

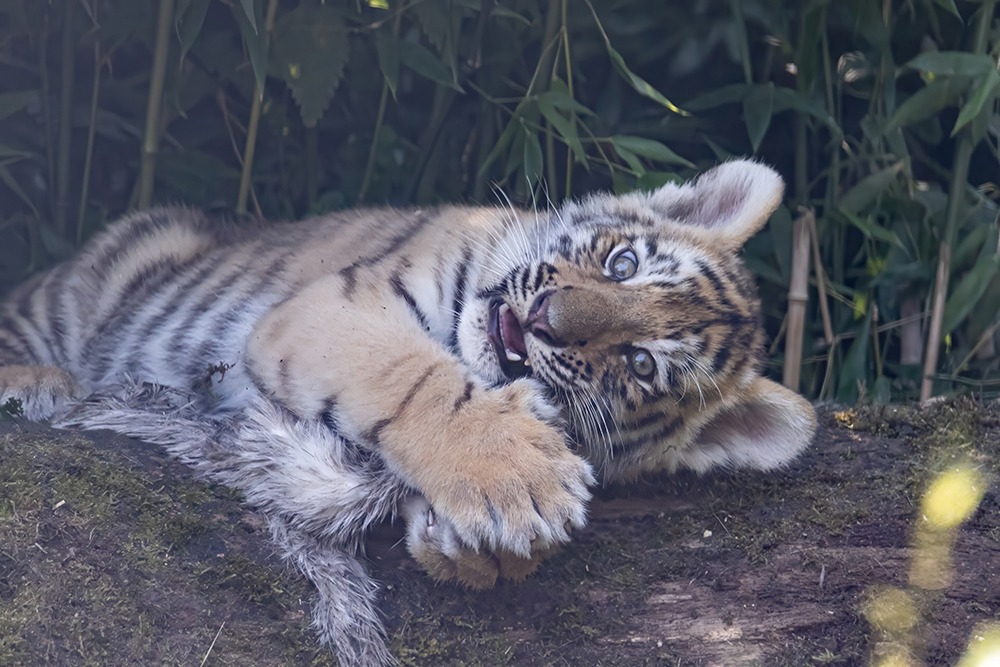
0 160 816 666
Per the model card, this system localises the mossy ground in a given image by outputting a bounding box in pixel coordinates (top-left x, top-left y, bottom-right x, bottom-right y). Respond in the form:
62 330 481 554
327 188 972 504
1 400 998 666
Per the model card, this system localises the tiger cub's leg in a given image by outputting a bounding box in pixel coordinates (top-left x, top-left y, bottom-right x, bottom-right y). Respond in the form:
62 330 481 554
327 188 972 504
247 274 595 559
0 364 85 420
403 495 555 589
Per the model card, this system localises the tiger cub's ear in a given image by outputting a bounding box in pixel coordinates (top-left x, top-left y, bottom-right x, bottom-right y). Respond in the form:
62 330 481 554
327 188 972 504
648 159 784 250
684 377 816 473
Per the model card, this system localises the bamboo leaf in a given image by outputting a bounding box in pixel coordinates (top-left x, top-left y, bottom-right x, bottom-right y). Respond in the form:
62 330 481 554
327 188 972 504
743 83 774 152
375 31 400 99
612 145 644 174
942 254 1000 334
237 0 258 34
523 128 543 185
905 51 996 77
272 6 349 127
540 84 595 116
952 71 1000 135
398 40 462 91
610 136 692 167
885 77 968 132
930 0 961 18
838 211 904 248
0 90 37 122
770 87 843 137
174 0 212 63
0 165 39 218
537 97 586 164
479 107 524 177
606 45 688 115
838 162 905 215
454 0 531 25
836 305 872 403
685 83 749 111
231 0 268 92
0 143 30 161
636 171 680 191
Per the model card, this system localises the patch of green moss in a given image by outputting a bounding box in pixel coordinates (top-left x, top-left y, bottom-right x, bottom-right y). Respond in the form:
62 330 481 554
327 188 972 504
196 553 290 607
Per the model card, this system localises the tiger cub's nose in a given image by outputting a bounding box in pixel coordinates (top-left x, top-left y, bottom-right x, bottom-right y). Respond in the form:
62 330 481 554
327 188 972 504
524 290 563 347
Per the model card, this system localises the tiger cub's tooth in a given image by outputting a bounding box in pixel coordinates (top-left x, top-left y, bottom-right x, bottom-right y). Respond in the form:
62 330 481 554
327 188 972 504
523 358 531 367
506 350 522 362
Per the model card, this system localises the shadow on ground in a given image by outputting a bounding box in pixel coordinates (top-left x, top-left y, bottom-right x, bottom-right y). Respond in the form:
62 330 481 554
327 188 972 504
1 400 998 665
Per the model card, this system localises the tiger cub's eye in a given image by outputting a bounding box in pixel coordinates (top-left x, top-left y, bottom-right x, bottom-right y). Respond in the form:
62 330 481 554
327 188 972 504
608 248 638 280
627 348 656 379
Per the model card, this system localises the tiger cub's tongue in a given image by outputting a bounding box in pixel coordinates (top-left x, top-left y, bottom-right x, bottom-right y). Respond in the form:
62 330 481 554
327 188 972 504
499 304 527 360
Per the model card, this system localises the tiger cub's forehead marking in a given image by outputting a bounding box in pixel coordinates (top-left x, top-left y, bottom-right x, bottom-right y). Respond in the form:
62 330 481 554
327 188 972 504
548 221 714 289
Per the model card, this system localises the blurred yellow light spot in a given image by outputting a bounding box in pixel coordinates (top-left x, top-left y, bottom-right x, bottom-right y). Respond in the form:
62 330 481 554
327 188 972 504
867 256 887 276
853 293 868 320
875 651 917 667
921 465 985 530
288 63 301 80
368 0 389 7
958 623 1000 667
864 586 918 633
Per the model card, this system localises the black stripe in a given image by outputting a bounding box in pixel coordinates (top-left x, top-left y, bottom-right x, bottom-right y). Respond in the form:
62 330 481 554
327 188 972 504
616 416 683 451
453 381 474 411
694 259 735 310
363 418 392 447
339 211 433 294
93 255 221 368
176 249 289 364
446 247 472 352
390 272 429 330
393 363 438 417
0 316 35 363
15 290 57 364
321 397 341 432
0 335 27 364
88 209 178 280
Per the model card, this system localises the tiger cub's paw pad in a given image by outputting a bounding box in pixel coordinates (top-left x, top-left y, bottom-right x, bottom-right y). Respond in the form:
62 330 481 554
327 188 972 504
404 496 499 589
405 496 553 588
0 365 85 420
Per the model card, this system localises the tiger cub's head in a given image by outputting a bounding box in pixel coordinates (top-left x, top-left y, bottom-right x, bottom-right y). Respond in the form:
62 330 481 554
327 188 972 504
461 159 816 481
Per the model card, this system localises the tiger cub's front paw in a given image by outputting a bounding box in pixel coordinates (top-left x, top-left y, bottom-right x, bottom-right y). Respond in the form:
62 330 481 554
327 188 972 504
404 496 555 589
421 378 594 557
0 365 85 420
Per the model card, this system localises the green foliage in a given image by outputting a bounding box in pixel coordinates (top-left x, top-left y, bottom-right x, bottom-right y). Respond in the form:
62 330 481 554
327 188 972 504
0 0 997 402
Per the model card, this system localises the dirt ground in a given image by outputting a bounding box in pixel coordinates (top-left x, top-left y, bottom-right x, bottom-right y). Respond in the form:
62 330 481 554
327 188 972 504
1 399 998 666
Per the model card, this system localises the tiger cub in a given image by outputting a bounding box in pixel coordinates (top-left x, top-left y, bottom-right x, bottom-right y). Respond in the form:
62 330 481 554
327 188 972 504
0 159 815 662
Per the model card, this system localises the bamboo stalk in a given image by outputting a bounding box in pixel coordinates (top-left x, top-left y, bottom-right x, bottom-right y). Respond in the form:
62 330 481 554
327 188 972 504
138 0 176 209
807 213 834 347
560 0 575 199
55 0 76 237
305 126 318 209
236 0 279 214
783 10 811 391
783 208 812 390
920 0 996 402
77 0 102 244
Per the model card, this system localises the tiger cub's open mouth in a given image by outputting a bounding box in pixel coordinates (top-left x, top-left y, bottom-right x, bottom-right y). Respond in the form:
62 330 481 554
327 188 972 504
488 299 531 379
